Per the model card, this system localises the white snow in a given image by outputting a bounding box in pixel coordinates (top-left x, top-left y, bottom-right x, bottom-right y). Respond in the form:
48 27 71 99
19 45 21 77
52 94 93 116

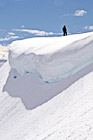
9 32 93 83
0 32 93 140
0 45 9 67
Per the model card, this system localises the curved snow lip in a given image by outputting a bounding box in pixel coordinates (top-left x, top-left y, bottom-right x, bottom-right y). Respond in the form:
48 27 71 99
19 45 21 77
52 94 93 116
8 34 93 83
3 32 93 109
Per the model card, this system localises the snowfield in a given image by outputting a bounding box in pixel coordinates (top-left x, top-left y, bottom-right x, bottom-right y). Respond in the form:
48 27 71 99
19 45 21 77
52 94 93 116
0 45 9 67
0 32 93 140
9 32 93 83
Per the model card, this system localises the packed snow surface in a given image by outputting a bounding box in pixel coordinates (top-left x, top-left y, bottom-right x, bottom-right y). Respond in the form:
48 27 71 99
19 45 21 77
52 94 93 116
9 32 93 82
0 45 8 67
0 32 93 140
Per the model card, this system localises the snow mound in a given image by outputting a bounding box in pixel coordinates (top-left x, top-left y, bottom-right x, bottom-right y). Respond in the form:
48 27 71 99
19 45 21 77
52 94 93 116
0 32 93 140
0 61 93 140
9 32 93 83
3 32 93 109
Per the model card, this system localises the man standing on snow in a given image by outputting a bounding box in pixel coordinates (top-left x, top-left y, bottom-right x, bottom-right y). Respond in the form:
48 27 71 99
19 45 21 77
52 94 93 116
62 25 67 36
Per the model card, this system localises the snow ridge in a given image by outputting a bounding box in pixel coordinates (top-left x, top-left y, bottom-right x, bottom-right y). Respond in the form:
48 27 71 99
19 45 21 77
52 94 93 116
3 32 93 109
0 32 93 140
9 33 93 83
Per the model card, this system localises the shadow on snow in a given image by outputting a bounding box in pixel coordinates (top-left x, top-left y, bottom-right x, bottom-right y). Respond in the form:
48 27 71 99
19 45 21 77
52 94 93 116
3 63 93 110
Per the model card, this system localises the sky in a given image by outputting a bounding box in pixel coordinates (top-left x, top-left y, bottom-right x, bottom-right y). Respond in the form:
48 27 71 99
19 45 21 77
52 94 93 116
0 0 93 45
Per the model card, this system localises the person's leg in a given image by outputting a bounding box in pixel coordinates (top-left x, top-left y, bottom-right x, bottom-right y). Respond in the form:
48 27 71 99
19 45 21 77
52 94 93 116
66 32 67 35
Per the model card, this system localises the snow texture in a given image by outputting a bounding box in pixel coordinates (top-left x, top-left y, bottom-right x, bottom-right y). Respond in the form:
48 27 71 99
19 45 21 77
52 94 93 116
0 32 93 140
0 45 8 67
8 32 93 83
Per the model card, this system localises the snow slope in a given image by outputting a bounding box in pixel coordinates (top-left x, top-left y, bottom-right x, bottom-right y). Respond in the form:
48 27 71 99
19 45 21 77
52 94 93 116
0 45 8 67
8 32 93 83
0 32 93 140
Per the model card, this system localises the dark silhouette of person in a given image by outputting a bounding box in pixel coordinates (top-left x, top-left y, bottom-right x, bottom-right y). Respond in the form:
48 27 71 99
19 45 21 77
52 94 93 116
62 25 67 36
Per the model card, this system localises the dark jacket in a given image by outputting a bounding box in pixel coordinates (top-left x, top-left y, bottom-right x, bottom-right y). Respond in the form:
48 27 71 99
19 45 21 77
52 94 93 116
62 25 67 36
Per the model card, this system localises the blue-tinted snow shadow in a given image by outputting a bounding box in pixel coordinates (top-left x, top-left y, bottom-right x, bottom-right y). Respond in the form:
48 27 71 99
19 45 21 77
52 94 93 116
0 59 7 62
3 63 93 110
0 60 7 67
